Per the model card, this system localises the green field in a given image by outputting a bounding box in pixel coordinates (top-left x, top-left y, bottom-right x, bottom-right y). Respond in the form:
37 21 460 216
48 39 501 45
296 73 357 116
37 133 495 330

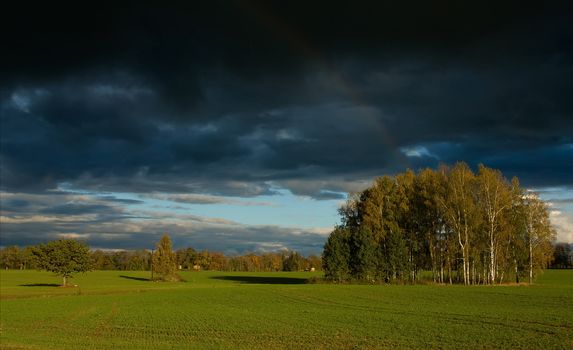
1 270 572 349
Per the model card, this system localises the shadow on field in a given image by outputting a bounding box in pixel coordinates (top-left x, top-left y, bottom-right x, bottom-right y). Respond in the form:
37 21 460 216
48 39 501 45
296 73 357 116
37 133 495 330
20 283 61 287
119 275 151 282
211 276 307 285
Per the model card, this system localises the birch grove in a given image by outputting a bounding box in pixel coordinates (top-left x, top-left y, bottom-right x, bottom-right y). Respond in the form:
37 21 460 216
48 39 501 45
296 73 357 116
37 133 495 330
323 162 556 284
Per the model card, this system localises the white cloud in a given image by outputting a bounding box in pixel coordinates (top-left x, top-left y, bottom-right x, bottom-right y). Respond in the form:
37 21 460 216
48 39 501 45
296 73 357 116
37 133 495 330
144 193 277 207
276 129 302 141
549 210 573 243
400 145 435 158
0 215 97 223
57 233 91 240
10 93 31 113
276 178 370 198
9 89 49 113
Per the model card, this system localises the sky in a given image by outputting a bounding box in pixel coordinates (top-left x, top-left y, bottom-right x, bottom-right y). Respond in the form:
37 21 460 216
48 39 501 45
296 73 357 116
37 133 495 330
1 1 572 255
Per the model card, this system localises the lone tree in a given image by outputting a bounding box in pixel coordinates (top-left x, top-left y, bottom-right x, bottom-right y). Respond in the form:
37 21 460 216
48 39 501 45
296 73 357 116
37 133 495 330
32 239 92 287
152 234 179 281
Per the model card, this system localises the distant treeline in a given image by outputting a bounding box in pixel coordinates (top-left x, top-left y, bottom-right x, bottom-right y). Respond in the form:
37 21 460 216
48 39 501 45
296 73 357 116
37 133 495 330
552 243 573 269
323 163 564 284
0 245 322 272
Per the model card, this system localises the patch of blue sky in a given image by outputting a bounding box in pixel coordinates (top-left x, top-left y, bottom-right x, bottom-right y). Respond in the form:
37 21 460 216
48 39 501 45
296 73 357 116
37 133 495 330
130 189 342 229
537 187 573 212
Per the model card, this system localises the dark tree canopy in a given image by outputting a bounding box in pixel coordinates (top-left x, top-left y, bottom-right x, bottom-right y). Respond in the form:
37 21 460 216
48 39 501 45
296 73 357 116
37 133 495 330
32 239 92 286
323 163 555 284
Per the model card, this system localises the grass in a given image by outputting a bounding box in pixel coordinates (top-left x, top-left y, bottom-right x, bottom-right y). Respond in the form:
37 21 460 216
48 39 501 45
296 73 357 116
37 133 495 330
1 270 572 349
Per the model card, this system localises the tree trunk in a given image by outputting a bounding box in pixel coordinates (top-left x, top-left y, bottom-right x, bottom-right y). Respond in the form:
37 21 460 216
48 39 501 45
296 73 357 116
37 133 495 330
410 247 415 282
428 233 436 283
472 260 476 285
529 234 533 284
458 238 468 285
490 231 496 284
515 259 519 284
447 255 452 285
62 276 67 287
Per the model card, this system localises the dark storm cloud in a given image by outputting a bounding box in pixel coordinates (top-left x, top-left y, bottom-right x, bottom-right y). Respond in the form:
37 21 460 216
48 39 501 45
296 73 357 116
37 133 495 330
0 192 141 223
40 203 116 216
1 0 572 198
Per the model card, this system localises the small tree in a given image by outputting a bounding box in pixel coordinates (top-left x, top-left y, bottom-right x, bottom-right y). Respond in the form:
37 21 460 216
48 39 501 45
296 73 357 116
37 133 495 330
282 251 306 271
32 239 92 286
152 234 179 281
519 194 555 284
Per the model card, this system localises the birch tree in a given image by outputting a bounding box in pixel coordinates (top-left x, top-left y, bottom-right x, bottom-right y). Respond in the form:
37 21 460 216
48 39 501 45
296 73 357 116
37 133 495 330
477 165 512 284
413 168 446 282
440 163 480 285
520 193 555 284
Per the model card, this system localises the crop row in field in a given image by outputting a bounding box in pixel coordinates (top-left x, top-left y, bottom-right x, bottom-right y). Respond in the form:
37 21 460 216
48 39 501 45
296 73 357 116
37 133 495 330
1 270 572 349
